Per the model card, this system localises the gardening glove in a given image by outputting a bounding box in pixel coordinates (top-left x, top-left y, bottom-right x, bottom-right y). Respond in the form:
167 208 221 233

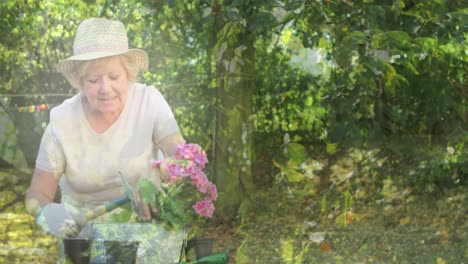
36 203 88 238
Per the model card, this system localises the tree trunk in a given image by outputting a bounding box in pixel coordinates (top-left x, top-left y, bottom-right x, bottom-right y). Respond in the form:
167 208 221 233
212 26 255 219
213 79 255 219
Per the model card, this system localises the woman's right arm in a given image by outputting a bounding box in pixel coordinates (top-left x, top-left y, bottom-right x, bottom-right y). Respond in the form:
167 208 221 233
25 168 60 217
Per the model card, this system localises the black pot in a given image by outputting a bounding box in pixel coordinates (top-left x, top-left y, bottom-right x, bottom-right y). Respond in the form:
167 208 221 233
187 237 213 259
63 238 91 264
103 240 139 264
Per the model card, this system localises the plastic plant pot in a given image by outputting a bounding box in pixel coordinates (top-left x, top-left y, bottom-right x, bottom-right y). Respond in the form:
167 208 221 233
187 237 213 259
103 240 139 264
63 238 91 264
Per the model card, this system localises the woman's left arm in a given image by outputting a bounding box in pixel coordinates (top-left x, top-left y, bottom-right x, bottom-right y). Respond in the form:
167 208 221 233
158 131 185 158
135 131 184 221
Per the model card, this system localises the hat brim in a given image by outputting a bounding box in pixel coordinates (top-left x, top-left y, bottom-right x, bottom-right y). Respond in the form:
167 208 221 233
56 49 148 74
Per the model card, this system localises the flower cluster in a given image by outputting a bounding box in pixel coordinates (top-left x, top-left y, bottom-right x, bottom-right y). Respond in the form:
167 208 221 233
139 142 217 228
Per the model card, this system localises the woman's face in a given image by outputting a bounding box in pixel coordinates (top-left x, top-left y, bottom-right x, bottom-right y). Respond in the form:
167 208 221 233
81 56 129 115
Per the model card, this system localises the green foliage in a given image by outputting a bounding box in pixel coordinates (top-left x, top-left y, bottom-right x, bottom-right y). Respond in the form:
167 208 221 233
286 143 306 162
0 0 98 167
109 203 134 223
252 46 327 140
138 177 192 230
353 133 468 195
306 0 466 143
320 195 327 213
271 141 312 199
403 138 467 192
138 178 158 203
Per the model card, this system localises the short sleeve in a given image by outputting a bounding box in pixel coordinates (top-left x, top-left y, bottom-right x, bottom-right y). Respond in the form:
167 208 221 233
35 123 65 176
152 90 180 143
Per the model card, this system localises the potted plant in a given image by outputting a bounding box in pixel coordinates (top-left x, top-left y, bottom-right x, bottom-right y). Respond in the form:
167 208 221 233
137 142 218 261
90 142 218 263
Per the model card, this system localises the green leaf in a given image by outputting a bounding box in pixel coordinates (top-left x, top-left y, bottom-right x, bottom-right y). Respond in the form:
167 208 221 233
109 203 133 222
386 31 411 48
414 37 437 50
248 11 277 32
284 167 305 182
335 46 354 68
370 32 388 49
202 7 212 18
447 10 468 20
137 179 159 203
284 160 307 182
284 1 303 11
362 55 389 76
326 143 337 155
287 143 306 162
272 159 284 169
344 31 368 46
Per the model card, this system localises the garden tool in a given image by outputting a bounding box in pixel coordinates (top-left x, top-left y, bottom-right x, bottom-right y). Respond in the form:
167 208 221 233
82 195 131 221
36 196 132 238
39 175 141 237
80 172 138 222
179 252 229 264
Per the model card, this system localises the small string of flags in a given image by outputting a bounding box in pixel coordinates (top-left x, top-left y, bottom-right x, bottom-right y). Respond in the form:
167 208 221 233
0 94 67 113
17 104 52 113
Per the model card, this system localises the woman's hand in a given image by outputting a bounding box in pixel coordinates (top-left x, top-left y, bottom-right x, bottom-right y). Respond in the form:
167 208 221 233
26 168 88 238
133 188 152 221
134 165 168 221
36 203 88 238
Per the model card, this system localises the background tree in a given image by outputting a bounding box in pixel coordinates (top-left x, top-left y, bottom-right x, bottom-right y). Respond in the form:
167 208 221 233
294 0 467 143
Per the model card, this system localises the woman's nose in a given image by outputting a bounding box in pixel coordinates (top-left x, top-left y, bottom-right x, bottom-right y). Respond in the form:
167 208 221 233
98 77 111 93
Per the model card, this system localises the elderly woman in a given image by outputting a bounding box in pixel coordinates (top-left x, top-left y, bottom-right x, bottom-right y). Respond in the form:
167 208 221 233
25 18 183 239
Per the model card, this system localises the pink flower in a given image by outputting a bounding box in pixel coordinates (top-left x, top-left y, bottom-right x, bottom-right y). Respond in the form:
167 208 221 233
191 171 209 193
175 142 208 168
145 142 218 225
175 142 199 160
186 161 202 176
192 200 215 218
166 163 189 178
193 151 208 168
151 160 163 167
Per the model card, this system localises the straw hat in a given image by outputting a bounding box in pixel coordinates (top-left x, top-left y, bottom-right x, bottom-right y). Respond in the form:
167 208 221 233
57 18 148 74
